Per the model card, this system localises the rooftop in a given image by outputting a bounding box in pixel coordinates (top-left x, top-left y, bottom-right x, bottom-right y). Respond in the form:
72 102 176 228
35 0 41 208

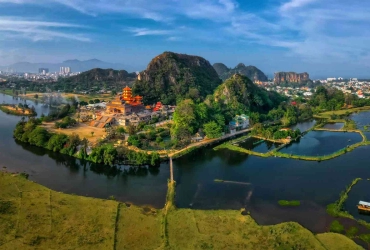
359 201 370 207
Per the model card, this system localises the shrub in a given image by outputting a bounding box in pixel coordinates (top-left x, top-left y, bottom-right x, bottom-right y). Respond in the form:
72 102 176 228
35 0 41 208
330 220 344 233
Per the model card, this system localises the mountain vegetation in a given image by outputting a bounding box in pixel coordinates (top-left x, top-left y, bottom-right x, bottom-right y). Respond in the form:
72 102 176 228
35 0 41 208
54 68 137 92
213 63 268 82
132 52 222 105
213 63 230 76
211 74 285 118
171 74 286 144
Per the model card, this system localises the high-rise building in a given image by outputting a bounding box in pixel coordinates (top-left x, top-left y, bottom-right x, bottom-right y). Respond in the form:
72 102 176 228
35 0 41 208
60 66 71 74
38 68 49 74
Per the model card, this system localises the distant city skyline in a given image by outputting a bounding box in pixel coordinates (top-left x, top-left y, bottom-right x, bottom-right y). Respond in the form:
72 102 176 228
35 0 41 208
1 0 370 78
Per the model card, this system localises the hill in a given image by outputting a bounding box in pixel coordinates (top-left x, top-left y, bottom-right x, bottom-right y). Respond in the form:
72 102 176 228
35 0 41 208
0 59 135 73
0 172 362 250
65 68 136 83
213 63 229 76
213 63 268 82
55 68 137 92
211 74 285 117
133 52 222 105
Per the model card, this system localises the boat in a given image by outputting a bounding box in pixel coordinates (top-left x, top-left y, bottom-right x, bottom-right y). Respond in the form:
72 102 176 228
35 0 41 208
357 201 370 214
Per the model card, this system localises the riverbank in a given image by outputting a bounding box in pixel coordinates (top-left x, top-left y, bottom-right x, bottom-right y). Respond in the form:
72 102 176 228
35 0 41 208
314 106 370 121
0 104 36 116
0 171 361 250
1 88 115 103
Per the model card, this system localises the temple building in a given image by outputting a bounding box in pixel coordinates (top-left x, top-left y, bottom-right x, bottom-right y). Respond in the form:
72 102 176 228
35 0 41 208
106 86 144 115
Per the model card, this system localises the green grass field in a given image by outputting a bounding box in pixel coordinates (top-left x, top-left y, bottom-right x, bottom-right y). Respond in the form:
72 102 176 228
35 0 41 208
0 172 362 250
315 106 370 120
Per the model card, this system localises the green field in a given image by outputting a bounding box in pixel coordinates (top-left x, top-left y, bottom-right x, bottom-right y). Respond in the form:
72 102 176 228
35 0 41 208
0 172 362 249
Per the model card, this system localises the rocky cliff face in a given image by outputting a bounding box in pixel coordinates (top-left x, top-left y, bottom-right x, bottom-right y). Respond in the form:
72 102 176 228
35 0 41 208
274 72 310 84
133 52 222 105
213 63 268 82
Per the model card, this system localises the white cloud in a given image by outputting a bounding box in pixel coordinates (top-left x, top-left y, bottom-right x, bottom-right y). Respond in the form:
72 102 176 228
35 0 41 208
167 36 181 41
0 17 90 42
125 27 173 36
280 0 318 12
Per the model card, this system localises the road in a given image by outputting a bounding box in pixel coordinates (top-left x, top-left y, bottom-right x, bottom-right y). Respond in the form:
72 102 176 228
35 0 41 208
168 128 252 157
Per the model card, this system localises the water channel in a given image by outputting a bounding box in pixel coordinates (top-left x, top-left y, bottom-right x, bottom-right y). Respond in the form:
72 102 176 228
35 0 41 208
1 93 370 235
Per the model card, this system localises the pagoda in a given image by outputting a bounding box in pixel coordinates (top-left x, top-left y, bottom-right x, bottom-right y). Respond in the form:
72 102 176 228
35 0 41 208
106 86 144 114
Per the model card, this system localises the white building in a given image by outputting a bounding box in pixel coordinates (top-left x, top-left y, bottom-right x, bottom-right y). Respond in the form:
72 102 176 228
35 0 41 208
60 67 71 74
327 78 337 82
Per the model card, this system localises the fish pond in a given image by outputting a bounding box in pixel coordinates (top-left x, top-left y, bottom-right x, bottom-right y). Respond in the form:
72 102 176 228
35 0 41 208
322 122 344 130
279 131 362 156
236 137 281 153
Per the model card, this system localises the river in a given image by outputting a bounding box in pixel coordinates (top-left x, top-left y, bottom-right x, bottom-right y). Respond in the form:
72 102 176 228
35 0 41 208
0 93 169 208
1 93 370 234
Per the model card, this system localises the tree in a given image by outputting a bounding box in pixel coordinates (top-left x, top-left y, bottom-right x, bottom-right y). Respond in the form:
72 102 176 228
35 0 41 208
127 135 141 147
172 99 197 134
91 131 94 137
27 127 50 147
150 152 160 166
127 125 137 135
116 127 126 138
47 134 68 152
203 121 222 139
34 94 39 99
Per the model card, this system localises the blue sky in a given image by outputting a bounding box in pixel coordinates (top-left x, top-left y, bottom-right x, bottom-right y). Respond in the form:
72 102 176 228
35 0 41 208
0 0 370 78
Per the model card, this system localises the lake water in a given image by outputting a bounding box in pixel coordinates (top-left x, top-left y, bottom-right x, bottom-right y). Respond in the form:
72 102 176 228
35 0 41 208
351 111 370 139
279 131 362 156
237 137 281 153
290 119 316 132
322 123 344 130
1 93 370 234
345 180 370 222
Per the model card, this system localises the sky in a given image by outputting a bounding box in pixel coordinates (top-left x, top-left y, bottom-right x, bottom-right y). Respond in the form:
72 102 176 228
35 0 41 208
0 0 370 78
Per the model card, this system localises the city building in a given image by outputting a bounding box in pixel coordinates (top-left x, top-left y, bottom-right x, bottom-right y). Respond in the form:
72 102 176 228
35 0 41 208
38 68 49 74
60 67 71 74
327 78 337 82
